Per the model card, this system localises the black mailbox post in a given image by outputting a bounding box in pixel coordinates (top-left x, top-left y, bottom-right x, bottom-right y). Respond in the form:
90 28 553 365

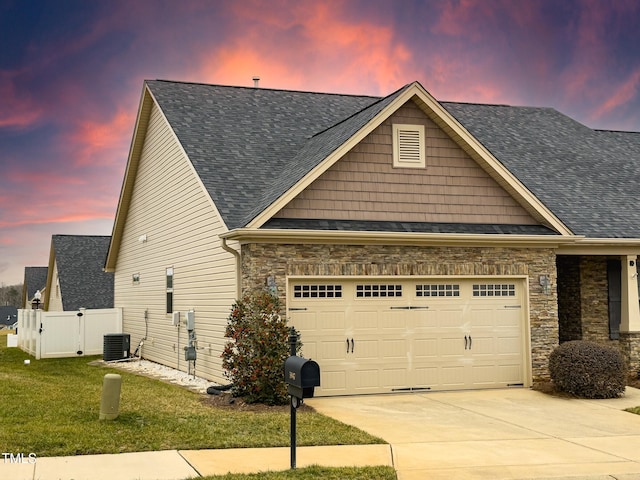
284 328 320 469
284 356 320 403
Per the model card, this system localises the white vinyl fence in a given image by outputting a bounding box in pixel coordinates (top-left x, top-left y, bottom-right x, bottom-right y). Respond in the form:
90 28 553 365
17 308 122 359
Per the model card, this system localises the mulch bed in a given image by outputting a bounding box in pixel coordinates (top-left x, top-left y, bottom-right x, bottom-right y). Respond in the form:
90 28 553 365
200 390 313 413
532 375 640 398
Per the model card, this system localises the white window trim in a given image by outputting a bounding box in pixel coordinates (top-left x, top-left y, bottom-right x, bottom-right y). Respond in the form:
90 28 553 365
393 124 425 168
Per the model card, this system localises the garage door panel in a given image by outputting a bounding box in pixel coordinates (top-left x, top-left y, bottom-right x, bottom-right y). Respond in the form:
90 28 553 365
352 310 380 332
497 336 521 354
381 368 408 389
300 342 318 360
317 310 347 332
321 371 347 393
441 366 466 388
353 339 379 359
289 277 526 396
413 338 438 359
382 339 410 359
413 366 439 387
354 369 379 390
291 311 318 331
494 308 522 326
383 310 410 330
320 340 349 361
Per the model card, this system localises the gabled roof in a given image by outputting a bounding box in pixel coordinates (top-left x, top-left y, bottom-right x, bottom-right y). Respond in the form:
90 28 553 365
22 266 48 306
108 79 640 268
47 235 114 311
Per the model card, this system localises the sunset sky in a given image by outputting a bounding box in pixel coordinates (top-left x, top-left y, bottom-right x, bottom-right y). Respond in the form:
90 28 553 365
1 0 640 286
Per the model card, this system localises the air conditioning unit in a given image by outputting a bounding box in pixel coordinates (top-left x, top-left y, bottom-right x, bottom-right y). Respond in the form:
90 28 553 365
103 333 131 361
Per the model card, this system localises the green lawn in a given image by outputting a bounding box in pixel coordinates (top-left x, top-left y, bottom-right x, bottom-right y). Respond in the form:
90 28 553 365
0 337 384 458
200 466 397 480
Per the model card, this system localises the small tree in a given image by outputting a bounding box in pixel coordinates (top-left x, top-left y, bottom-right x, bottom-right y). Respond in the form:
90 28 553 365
221 289 298 405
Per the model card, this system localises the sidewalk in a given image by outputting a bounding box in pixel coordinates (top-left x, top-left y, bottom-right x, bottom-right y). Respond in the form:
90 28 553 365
1 445 392 480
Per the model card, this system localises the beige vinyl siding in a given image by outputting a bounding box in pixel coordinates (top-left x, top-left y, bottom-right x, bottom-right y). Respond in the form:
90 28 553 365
274 100 538 225
46 260 63 311
113 102 236 383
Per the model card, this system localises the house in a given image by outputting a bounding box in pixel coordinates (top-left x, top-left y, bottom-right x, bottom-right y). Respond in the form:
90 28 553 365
105 80 640 396
22 266 48 309
44 235 114 311
0 306 18 329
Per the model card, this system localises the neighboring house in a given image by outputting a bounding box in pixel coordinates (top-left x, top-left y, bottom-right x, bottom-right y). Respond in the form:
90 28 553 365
0 306 18 329
22 266 48 309
44 235 114 311
105 80 640 396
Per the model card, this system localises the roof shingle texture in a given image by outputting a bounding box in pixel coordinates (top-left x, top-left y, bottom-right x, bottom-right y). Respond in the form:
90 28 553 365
52 235 114 311
24 266 48 299
147 80 640 238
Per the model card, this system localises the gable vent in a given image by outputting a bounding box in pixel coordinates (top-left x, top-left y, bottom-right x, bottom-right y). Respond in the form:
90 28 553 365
393 124 425 168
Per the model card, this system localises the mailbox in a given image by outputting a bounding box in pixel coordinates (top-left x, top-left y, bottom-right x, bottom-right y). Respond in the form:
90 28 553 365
284 356 320 400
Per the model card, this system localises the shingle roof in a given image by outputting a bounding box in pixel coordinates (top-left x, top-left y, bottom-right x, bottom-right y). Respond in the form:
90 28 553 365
147 80 385 229
146 80 640 239
52 235 114 310
0 306 17 326
442 103 640 238
24 266 48 299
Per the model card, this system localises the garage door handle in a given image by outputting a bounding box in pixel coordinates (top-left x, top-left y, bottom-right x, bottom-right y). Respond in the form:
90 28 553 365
464 335 468 350
469 335 472 349
346 338 354 354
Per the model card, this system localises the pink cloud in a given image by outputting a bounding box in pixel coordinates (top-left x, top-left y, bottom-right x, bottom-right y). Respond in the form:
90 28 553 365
196 1 418 95
0 71 44 129
66 108 134 167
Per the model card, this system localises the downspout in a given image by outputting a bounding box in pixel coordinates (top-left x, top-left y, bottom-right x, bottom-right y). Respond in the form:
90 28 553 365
221 237 242 299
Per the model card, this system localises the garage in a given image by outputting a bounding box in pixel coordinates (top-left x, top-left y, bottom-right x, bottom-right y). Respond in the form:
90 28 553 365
288 277 528 396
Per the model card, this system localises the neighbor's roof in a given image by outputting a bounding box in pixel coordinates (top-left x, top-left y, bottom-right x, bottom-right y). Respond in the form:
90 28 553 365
0 306 17 325
145 80 640 238
23 266 48 300
50 235 114 310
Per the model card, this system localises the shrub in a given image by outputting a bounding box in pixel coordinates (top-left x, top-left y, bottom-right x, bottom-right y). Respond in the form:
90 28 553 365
549 340 627 398
221 289 298 405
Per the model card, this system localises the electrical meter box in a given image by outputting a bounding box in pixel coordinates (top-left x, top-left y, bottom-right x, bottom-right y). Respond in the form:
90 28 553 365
186 311 195 331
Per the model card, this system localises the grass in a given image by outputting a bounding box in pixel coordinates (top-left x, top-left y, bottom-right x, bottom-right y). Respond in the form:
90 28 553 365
198 466 397 479
0 338 384 458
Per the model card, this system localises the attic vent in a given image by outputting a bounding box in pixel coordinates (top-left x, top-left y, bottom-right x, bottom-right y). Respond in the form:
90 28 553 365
393 124 425 168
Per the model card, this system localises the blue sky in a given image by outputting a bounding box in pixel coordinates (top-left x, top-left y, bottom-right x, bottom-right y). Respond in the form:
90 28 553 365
1 0 640 285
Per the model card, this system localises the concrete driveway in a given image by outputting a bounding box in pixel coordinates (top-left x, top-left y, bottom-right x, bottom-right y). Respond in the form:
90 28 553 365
307 387 640 480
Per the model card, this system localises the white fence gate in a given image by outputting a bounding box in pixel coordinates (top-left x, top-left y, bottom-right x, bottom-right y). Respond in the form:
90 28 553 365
17 308 122 359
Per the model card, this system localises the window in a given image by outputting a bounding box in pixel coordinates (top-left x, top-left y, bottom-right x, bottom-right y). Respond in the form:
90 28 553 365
417 284 460 297
293 284 342 298
472 284 516 297
166 267 174 314
356 284 402 298
393 124 425 168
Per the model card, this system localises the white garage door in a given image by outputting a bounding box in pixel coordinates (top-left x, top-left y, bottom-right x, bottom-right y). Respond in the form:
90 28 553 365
288 277 526 396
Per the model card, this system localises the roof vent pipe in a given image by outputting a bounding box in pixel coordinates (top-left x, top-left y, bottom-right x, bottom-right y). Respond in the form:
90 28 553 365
252 76 260 88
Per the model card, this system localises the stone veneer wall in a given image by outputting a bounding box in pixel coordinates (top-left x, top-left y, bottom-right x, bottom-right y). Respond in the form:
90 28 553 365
241 243 558 382
557 255 582 342
579 256 611 342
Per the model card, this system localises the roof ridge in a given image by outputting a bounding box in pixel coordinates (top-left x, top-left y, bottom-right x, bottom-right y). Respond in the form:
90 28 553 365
148 79 382 99
310 83 412 139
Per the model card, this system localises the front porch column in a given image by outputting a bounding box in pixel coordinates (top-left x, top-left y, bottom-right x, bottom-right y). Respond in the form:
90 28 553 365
621 255 640 332
620 256 640 373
